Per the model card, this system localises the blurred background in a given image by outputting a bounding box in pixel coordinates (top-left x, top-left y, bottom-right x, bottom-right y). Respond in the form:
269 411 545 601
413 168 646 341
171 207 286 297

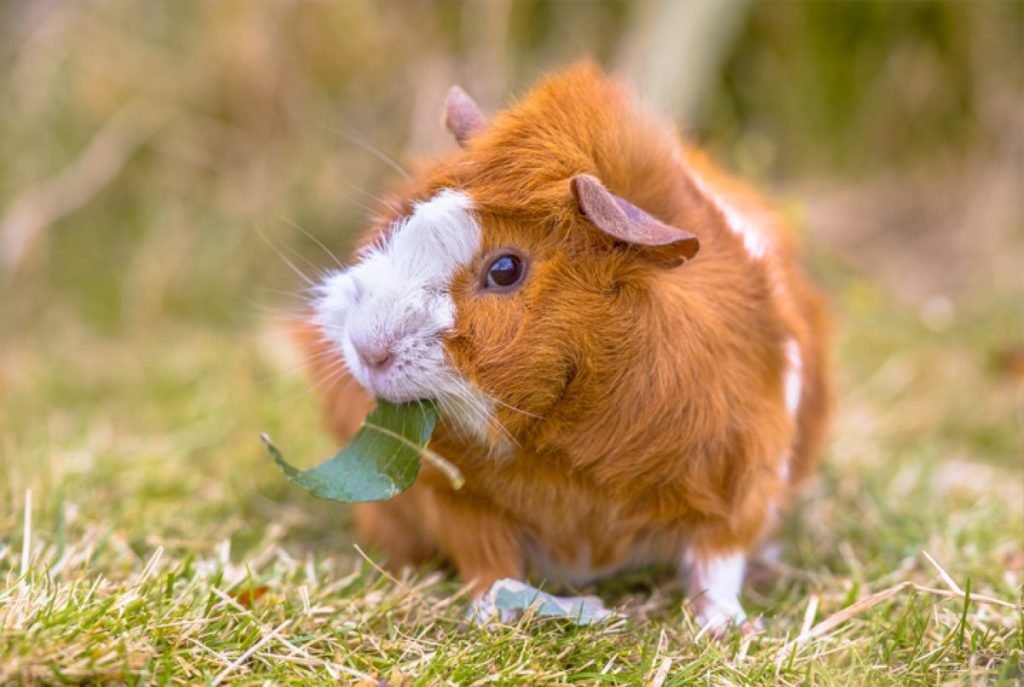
0 1 1020 553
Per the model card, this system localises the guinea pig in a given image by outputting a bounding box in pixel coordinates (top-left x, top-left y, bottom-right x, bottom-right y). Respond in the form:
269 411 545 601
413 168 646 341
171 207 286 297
295 63 830 632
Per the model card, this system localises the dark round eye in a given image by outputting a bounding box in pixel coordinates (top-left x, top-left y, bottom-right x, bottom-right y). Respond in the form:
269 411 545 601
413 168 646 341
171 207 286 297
485 253 524 289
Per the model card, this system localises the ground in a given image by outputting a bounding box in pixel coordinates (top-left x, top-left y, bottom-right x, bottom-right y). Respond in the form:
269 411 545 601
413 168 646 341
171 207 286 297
0 257 1021 685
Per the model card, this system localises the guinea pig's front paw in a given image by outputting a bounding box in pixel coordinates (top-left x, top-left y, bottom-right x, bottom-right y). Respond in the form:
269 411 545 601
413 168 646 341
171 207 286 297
691 596 750 640
685 551 754 639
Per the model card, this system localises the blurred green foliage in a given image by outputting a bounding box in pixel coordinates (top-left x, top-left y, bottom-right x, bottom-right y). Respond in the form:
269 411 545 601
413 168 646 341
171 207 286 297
707 0 1022 176
1 0 1020 335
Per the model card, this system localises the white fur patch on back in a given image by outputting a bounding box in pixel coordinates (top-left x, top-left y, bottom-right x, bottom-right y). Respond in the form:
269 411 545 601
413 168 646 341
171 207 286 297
777 337 804 484
688 172 770 259
778 452 791 484
313 189 498 441
783 337 803 418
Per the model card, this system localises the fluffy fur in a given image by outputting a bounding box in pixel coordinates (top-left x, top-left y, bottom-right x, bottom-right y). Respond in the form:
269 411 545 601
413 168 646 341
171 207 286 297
294 63 831 628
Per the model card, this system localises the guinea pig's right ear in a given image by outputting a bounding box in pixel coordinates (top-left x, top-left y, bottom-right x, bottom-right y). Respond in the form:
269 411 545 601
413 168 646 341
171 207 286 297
570 174 700 268
443 85 486 147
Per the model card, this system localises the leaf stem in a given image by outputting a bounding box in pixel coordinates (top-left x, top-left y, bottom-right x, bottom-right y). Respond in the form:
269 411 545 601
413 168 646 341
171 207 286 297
362 421 465 490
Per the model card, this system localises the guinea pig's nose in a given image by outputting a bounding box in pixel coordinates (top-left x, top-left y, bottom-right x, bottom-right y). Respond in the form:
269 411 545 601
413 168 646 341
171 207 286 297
353 337 395 372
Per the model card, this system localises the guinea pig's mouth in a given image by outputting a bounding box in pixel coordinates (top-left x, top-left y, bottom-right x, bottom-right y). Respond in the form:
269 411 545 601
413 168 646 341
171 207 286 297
357 369 428 406
341 336 435 404
340 336 503 447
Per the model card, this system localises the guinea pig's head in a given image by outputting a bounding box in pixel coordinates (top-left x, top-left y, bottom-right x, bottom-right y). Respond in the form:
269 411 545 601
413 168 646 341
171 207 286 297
313 65 706 448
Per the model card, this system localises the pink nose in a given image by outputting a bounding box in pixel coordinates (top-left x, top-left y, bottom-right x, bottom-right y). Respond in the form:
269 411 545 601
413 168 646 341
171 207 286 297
353 339 394 371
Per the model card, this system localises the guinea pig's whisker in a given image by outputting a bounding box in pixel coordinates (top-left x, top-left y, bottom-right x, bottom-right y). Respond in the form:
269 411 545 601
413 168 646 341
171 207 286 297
307 358 348 385
490 396 545 420
487 415 520 449
336 190 391 224
250 286 302 299
414 398 433 434
245 294 317 319
261 223 338 288
257 354 343 387
325 124 413 182
281 242 332 285
342 181 404 216
436 386 478 444
277 215 346 270
296 347 346 368
451 382 520 449
243 300 304 319
255 225 319 289
266 362 352 405
303 358 353 393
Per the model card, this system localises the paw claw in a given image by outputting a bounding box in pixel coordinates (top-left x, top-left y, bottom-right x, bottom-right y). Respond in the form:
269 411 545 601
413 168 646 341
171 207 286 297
739 617 765 636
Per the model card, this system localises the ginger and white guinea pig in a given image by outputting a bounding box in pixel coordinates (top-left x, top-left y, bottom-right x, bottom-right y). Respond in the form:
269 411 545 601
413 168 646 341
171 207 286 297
295 63 830 632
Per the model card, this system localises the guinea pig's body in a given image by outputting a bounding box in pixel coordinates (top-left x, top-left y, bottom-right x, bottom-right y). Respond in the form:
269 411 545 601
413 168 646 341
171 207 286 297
297 64 830 631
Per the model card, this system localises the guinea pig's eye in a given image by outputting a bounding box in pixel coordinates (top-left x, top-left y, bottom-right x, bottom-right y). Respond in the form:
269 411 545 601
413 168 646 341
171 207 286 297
484 252 526 291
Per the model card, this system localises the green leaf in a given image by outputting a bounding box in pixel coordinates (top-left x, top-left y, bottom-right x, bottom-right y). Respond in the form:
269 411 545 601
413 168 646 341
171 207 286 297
487 579 620 626
262 399 445 503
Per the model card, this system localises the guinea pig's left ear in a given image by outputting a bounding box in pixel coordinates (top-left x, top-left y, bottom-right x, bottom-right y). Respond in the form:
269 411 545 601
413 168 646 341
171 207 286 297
570 174 700 267
443 85 486 147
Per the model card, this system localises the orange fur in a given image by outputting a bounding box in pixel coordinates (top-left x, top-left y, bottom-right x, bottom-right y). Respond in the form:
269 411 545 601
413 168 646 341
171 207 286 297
294 64 831 602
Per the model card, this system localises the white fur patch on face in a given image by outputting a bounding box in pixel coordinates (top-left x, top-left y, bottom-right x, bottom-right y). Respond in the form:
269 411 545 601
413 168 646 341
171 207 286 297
313 189 497 438
684 551 748 634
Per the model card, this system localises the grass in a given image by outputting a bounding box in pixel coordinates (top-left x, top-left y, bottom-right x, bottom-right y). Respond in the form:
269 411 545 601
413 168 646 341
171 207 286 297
1 278 1021 685
1 2 1022 683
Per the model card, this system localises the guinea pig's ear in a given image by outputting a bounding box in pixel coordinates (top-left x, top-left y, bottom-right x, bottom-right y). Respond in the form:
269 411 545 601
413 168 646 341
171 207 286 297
443 85 486 147
570 174 700 267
